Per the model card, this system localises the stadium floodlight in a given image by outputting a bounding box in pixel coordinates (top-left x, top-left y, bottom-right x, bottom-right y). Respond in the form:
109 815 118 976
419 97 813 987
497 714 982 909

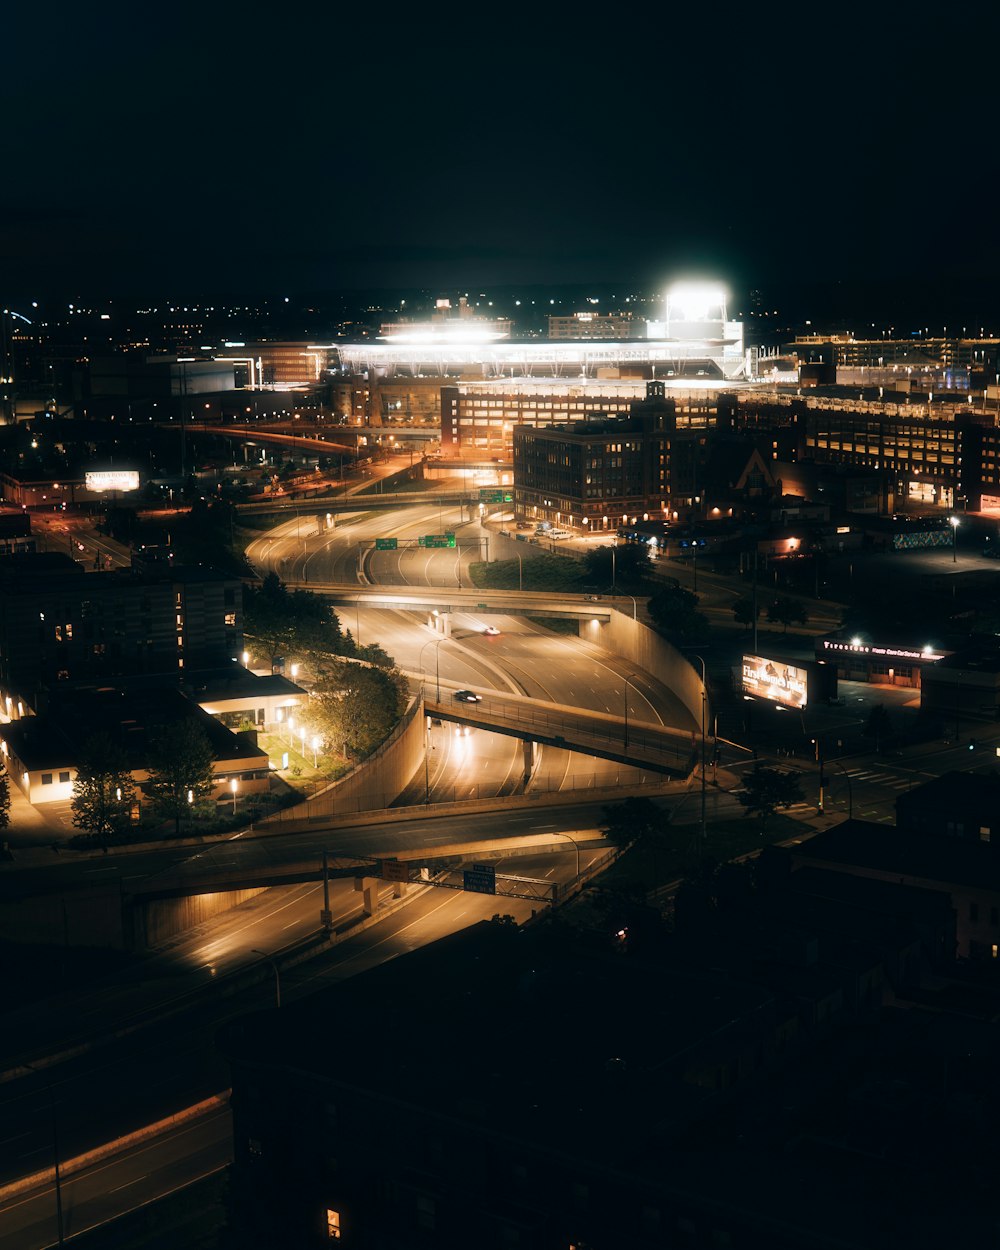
665 281 727 323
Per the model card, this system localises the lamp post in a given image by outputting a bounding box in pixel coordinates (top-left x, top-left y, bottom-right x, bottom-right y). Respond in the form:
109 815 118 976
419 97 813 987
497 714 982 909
419 636 445 703
549 829 580 877
611 542 617 594
230 778 238 815
25 1065 63 1246
828 760 854 819
950 514 959 563
623 672 639 751
691 654 708 841
311 735 320 768
252 949 281 1007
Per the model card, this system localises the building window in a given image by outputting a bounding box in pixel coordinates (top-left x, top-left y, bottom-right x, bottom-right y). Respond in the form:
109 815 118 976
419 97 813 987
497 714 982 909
326 1208 342 1240
981 827 991 842
225 612 237 627
41 774 53 785
59 771 70 784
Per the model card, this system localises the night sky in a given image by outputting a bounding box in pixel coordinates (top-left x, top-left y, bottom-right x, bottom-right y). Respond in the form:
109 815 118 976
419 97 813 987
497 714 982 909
4 5 998 318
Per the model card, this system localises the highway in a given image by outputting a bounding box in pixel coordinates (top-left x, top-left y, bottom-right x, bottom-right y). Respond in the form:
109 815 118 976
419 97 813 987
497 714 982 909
244 501 696 798
0 847 595 1245
0 481 881 1244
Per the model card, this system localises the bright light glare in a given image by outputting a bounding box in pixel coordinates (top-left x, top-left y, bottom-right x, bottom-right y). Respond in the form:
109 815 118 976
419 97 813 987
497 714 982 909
665 281 727 322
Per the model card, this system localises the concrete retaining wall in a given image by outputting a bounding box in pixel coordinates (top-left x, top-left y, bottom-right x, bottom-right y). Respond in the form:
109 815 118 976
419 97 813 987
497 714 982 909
597 610 706 728
259 695 425 825
138 888 266 949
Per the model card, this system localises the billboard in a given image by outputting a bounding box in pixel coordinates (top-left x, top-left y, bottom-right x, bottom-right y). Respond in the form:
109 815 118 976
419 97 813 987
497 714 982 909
86 470 139 493
742 654 808 709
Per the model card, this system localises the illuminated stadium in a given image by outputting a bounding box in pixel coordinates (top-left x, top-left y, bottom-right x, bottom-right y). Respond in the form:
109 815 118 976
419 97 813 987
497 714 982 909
335 282 755 383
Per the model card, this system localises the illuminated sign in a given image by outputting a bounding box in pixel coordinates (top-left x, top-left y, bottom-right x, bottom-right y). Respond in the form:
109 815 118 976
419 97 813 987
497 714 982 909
821 640 944 663
742 654 808 709
85 470 139 493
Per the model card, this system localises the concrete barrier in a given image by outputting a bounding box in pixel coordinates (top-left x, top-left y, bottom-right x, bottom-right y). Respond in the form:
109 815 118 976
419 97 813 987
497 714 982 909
596 609 707 729
0 1094 229 1203
258 695 425 826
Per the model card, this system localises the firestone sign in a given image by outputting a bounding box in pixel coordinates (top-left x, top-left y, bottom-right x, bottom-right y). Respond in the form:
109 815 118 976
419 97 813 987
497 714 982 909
821 640 944 663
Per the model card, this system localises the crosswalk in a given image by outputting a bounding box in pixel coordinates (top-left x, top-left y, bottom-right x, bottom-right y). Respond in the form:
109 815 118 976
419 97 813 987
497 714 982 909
837 766 926 792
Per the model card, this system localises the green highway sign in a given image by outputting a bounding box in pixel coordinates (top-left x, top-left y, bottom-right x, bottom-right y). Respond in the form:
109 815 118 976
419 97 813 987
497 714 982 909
478 489 513 503
374 537 398 551
419 533 457 549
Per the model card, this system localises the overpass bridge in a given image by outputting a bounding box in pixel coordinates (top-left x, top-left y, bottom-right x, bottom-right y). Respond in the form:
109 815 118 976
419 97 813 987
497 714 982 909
236 490 477 517
427 690 694 776
284 580 624 622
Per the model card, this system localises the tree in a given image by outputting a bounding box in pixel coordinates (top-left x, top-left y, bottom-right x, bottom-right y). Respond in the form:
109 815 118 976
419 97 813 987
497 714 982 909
732 596 759 630
647 580 709 642
71 734 136 846
863 703 893 753
600 796 664 846
736 763 804 827
144 720 216 835
767 596 808 633
583 543 651 588
307 661 408 759
0 764 10 832
243 574 345 669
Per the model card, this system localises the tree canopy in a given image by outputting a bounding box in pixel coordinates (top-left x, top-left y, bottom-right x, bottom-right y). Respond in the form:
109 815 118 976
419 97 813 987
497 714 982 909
144 719 216 834
583 543 651 589
304 660 409 759
646 580 709 642
736 763 805 826
601 796 665 846
71 733 136 845
243 573 347 667
731 596 759 630
767 596 808 633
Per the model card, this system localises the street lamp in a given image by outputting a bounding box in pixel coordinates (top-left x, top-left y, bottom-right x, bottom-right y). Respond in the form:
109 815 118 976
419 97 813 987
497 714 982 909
230 777 238 814
950 514 959 563
690 654 708 841
623 673 639 750
419 636 445 703
311 735 320 768
549 829 580 877
252 949 281 1007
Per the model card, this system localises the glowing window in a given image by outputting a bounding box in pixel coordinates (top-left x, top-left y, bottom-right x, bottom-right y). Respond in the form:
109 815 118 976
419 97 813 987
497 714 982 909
326 1208 341 1240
